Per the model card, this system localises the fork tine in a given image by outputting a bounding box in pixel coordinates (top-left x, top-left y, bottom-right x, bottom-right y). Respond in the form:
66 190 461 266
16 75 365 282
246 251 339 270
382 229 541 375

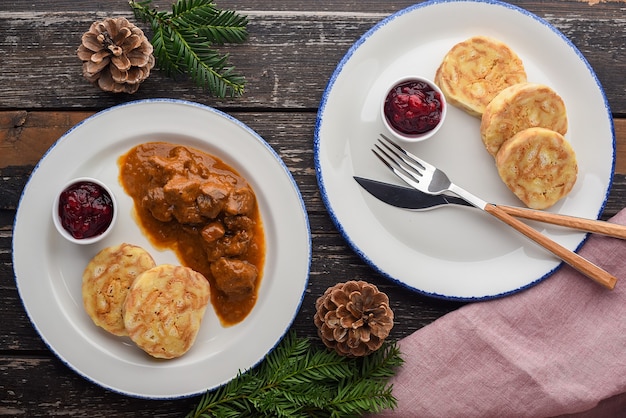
380 133 434 171
372 145 425 191
376 138 426 178
371 144 397 173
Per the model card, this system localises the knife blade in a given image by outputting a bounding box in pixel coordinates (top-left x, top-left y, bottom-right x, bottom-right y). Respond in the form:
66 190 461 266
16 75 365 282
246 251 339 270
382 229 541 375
353 176 471 210
353 176 626 240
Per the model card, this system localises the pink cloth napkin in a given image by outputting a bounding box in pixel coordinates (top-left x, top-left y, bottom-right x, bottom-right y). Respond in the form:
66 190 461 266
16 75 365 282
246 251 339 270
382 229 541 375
374 209 626 417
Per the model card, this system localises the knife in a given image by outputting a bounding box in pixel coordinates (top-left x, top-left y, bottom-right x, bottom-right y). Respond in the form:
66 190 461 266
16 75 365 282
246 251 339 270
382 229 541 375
354 176 471 210
354 176 626 239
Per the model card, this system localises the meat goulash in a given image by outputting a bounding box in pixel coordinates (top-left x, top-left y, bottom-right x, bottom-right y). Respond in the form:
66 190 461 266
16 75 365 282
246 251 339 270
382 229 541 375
119 142 265 326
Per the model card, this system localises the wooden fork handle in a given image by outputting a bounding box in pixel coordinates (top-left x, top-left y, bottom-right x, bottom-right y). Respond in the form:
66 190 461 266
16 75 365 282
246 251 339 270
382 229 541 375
498 204 626 239
485 204 617 290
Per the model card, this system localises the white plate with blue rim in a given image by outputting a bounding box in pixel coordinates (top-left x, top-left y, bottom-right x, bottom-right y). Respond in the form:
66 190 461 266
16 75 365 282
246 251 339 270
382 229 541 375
13 99 311 398
314 0 614 300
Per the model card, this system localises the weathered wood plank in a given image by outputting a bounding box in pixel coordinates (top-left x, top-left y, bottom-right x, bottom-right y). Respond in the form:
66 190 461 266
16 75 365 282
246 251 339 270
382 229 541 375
4 0 418 13
0 356 198 418
0 1 623 112
0 111 94 169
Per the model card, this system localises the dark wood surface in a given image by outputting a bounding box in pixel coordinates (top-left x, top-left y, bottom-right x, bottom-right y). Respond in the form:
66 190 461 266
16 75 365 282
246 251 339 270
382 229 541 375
1 1 625 416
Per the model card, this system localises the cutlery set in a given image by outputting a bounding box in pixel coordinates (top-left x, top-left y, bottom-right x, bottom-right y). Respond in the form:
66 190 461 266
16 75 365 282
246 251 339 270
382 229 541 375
356 134 624 290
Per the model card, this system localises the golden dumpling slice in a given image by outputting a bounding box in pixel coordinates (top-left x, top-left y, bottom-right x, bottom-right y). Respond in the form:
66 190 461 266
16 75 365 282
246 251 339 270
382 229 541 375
123 264 211 359
435 36 527 117
82 243 156 336
496 127 577 210
481 82 568 157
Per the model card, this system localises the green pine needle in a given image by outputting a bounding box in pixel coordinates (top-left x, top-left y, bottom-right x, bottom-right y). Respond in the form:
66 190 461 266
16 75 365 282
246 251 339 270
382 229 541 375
129 0 248 98
186 332 404 418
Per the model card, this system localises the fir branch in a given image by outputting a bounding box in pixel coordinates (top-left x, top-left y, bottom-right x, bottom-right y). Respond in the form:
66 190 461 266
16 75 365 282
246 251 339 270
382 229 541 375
186 332 404 418
129 0 248 98
173 4 248 44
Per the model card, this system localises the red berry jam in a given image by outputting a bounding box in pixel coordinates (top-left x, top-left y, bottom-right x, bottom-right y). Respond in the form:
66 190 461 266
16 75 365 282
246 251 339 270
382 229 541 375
384 79 444 135
58 181 114 239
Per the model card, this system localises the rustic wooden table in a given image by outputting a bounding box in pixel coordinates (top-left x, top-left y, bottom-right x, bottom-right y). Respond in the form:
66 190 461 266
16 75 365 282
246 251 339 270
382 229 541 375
1 0 624 416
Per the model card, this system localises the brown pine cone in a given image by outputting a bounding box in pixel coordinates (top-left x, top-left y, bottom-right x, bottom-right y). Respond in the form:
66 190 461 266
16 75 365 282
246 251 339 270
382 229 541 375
314 280 394 357
77 17 155 93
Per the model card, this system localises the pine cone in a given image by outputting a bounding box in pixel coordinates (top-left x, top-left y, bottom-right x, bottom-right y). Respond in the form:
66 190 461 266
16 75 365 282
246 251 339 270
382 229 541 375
314 280 394 357
77 17 155 93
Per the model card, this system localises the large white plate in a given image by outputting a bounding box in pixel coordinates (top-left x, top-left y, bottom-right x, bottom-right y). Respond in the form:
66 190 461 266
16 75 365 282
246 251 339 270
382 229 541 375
13 99 311 399
314 0 614 300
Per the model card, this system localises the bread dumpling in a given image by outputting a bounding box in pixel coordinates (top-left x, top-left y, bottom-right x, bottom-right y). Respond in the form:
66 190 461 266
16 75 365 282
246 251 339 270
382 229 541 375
481 82 567 157
82 243 156 336
435 36 527 117
123 264 211 359
495 127 577 209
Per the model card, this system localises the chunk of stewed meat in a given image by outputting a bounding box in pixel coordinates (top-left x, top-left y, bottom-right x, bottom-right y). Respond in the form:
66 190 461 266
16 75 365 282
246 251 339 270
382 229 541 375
223 215 254 231
163 175 200 204
221 230 253 256
210 257 258 299
201 221 225 243
162 175 204 224
149 146 206 177
224 187 255 215
197 181 231 219
203 215 255 261
142 187 172 222
205 229 253 261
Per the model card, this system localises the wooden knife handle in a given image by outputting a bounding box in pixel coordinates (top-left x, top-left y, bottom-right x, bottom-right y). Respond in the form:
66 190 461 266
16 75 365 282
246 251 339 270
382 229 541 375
485 204 617 290
498 204 626 239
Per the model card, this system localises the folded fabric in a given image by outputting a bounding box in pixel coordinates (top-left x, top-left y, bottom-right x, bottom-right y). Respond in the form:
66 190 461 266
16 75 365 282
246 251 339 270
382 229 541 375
374 209 626 418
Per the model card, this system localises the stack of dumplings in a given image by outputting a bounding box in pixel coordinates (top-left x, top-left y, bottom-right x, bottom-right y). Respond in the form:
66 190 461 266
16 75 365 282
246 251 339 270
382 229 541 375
436 36 577 209
82 243 211 359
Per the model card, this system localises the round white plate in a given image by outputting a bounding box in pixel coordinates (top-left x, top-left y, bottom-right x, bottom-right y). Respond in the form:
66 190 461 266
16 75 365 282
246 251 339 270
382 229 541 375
13 99 311 399
314 0 614 300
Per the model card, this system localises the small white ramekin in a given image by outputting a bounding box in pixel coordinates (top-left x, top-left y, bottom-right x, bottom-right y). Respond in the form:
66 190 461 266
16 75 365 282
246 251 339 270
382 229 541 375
52 177 117 245
381 76 447 143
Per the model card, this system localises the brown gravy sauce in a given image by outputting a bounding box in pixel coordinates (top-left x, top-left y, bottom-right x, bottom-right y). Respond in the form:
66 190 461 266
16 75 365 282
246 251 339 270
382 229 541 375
118 142 264 326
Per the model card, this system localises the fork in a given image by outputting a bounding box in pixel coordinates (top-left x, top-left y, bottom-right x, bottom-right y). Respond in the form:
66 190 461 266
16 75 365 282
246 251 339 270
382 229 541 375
372 134 617 290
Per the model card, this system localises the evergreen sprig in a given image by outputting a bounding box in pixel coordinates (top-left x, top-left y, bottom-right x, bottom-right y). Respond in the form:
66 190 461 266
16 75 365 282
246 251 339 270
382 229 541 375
186 332 404 418
129 0 248 98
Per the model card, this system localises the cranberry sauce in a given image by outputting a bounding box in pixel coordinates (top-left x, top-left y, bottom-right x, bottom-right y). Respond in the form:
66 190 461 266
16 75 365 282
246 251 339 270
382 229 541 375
383 79 444 135
58 181 114 239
